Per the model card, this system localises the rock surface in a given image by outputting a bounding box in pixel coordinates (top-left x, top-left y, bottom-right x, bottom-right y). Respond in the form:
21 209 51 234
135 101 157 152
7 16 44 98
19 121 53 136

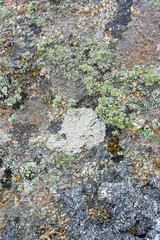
0 0 160 239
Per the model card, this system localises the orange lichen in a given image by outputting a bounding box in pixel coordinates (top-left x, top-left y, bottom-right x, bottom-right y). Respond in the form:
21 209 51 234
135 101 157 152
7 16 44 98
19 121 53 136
54 6 58 11
87 205 111 222
74 42 79 47
156 162 160 168
131 161 136 167
30 72 37 77
2 199 8 204
109 142 114 146
69 41 73 47
15 174 21 180
21 59 26 64
36 51 42 55
18 76 24 82
130 90 142 97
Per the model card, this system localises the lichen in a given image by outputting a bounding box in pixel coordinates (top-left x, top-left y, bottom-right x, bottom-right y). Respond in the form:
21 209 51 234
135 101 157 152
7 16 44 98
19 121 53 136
146 0 160 10
35 25 160 134
0 2 14 19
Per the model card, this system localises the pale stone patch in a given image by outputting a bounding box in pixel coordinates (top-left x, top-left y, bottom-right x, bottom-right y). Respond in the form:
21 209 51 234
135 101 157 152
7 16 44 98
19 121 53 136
46 108 106 155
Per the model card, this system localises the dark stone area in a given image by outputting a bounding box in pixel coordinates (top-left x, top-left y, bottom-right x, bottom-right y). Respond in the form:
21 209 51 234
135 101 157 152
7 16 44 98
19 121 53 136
48 119 63 134
30 23 42 35
1 168 12 189
76 94 100 110
105 0 133 39
0 220 18 240
12 92 28 110
0 158 3 168
11 122 39 143
107 134 124 162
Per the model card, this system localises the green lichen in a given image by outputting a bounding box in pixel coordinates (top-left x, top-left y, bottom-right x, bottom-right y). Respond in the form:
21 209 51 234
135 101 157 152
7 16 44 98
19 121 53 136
14 151 75 195
95 65 160 129
23 180 37 195
152 119 160 130
24 0 55 26
146 0 160 10
55 133 62 141
36 28 159 136
65 50 159 137
8 113 16 124
0 69 22 107
20 162 38 179
49 152 75 173
19 162 38 194
0 2 14 19
52 95 62 108
36 36 117 92
68 98 77 108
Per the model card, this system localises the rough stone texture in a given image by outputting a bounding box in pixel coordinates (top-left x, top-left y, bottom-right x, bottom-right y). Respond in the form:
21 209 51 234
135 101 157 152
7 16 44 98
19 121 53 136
118 0 160 68
46 108 106 154
0 0 160 239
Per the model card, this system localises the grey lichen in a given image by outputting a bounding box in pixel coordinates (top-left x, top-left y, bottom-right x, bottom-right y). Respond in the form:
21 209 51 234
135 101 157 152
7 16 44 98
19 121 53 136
46 108 106 154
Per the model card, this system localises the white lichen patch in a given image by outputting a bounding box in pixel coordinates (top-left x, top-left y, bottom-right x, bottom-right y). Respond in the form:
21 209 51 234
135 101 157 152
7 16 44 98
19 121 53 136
0 129 9 144
46 108 106 154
